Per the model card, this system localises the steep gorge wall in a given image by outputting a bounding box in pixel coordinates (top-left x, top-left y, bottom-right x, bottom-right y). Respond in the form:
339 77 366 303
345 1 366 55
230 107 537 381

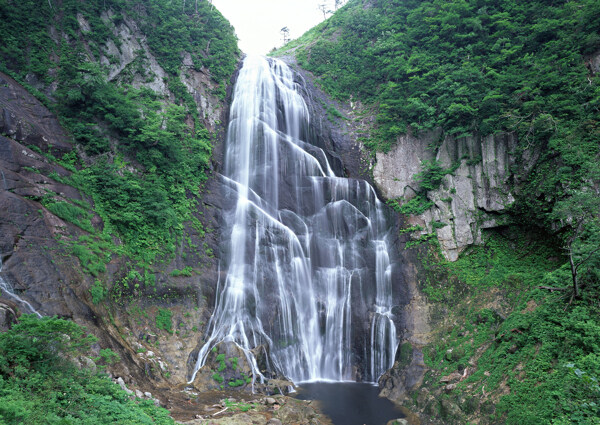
0 4 239 401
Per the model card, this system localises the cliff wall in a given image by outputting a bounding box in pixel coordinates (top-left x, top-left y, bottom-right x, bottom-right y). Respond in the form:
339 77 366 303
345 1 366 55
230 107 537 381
0 1 239 402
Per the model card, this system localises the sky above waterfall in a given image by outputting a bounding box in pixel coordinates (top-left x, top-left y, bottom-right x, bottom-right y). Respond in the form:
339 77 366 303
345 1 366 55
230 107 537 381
211 0 341 55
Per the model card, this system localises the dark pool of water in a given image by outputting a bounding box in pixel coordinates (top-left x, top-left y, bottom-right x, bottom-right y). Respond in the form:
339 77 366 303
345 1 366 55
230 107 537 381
293 382 405 425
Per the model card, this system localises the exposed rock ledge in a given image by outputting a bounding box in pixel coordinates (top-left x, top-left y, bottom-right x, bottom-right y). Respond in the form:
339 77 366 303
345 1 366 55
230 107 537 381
373 130 538 261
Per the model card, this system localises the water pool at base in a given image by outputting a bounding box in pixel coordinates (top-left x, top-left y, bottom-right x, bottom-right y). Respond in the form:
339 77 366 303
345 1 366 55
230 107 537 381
293 382 405 425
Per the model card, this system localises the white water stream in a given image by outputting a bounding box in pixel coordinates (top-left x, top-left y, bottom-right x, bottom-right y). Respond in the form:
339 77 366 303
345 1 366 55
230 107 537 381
191 56 396 384
0 257 42 317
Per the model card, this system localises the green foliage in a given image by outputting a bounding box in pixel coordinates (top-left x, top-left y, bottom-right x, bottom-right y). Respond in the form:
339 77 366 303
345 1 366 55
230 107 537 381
0 315 174 425
170 266 194 277
228 379 245 387
0 0 239 286
216 353 226 372
287 0 600 159
0 315 97 371
421 229 561 302
491 300 600 424
563 363 600 421
155 308 173 334
417 226 600 424
550 188 600 297
66 234 113 277
97 348 120 366
415 160 450 192
211 372 224 383
223 399 256 412
42 198 94 233
389 195 434 216
131 0 238 81
90 280 107 304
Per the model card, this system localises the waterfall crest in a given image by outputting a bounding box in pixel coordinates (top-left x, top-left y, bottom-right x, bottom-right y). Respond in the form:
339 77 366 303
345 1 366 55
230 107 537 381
191 56 397 384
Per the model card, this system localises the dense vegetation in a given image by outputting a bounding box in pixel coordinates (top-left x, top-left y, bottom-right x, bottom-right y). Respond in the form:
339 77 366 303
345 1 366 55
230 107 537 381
414 230 600 424
0 315 175 424
282 0 600 151
0 0 238 279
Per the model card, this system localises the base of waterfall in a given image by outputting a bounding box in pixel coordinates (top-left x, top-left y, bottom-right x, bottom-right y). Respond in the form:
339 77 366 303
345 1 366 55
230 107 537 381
293 382 410 425
171 385 417 425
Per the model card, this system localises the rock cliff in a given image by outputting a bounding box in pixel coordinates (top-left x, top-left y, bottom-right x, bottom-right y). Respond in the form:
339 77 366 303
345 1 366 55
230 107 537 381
373 131 538 261
0 3 238 404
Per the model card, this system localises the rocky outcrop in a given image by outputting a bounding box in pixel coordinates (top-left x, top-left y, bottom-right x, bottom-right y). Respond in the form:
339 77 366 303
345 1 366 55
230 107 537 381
373 131 537 261
94 11 222 131
586 49 600 75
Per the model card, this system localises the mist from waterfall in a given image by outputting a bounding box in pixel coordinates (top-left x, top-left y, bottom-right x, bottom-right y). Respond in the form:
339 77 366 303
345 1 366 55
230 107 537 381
190 55 397 384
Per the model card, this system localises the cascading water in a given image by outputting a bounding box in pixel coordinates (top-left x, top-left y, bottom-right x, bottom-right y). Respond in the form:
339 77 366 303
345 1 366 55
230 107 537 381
191 55 397 384
0 257 42 317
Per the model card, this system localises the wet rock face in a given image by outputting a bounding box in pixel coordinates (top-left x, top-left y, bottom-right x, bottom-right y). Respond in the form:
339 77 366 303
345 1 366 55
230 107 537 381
0 300 19 331
0 71 93 319
0 74 71 156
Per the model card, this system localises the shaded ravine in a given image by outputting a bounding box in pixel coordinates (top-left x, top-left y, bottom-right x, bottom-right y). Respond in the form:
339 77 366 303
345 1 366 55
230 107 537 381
191 56 398 385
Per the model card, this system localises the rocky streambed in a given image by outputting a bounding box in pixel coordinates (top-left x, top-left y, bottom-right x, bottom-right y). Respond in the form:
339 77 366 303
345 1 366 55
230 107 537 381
167 382 420 425
170 391 331 425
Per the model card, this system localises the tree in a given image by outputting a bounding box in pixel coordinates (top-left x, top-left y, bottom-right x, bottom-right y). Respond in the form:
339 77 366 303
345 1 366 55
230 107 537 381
318 3 332 19
551 188 600 299
280 26 290 45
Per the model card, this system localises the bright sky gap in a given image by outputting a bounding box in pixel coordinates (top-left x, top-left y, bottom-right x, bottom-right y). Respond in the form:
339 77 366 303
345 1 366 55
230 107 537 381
211 0 343 55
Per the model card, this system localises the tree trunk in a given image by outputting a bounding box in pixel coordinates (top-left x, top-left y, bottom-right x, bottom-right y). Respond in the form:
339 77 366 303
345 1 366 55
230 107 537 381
569 250 579 298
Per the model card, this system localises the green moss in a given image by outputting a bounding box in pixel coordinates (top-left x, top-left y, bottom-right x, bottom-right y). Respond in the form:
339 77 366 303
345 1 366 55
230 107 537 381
155 308 173 334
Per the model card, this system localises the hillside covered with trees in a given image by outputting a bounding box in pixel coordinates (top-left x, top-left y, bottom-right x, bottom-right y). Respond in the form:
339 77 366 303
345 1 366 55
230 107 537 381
1 0 238 265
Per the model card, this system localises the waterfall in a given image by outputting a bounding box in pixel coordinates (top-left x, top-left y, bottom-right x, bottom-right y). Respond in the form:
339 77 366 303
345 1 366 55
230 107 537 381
191 56 397 384
0 257 42 317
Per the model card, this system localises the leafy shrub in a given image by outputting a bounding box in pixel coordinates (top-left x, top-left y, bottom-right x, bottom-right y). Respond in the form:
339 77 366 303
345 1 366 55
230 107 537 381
42 200 94 233
393 195 434 216
90 280 107 304
170 266 193 277
0 315 174 424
